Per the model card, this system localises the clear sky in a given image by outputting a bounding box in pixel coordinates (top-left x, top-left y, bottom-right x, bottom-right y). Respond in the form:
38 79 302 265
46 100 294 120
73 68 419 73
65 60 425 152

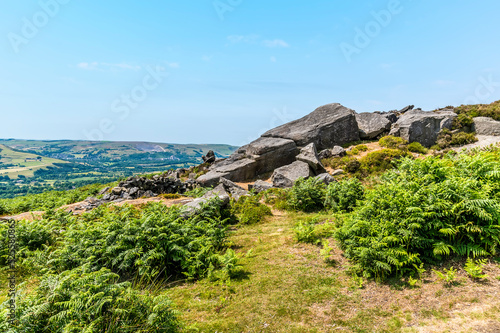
1 0 499 146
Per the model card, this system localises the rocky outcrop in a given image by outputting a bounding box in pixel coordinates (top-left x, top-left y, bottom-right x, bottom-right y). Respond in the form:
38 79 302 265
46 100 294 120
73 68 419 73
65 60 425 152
197 137 299 186
271 161 313 188
296 143 326 175
202 150 216 164
389 109 457 147
473 117 500 136
105 173 197 201
262 103 360 150
355 112 392 139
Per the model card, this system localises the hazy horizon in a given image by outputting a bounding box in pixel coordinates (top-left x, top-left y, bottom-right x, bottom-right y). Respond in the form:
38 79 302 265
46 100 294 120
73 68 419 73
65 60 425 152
2 1 500 146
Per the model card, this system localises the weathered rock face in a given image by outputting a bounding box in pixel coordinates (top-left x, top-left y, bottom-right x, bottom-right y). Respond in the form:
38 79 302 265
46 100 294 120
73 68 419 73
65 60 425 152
250 180 274 193
296 143 326 175
355 112 392 139
262 103 360 150
473 117 500 136
271 161 313 188
389 109 457 147
219 177 249 201
197 137 298 186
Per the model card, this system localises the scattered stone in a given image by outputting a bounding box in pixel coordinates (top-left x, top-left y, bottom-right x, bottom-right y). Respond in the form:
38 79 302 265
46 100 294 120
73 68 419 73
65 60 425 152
183 184 230 216
331 146 347 157
331 169 344 176
271 161 313 188
315 173 336 185
473 117 500 136
251 180 274 193
318 149 332 160
295 143 326 175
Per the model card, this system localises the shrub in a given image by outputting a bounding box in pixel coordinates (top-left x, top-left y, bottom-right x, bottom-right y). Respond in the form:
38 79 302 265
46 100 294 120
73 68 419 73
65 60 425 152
455 100 500 121
261 188 289 210
232 196 272 225
49 200 231 280
336 152 500 280
379 136 408 149
294 216 335 244
0 265 179 332
450 132 478 146
437 130 478 149
407 142 428 154
287 177 326 212
464 258 488 280
344 159 361 173
360 149 411 174
325 178 364 212
453 113 474 130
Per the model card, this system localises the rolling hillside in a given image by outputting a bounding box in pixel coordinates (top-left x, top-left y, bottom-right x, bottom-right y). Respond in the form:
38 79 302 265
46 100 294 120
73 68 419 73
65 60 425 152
0 144 67 179
0 139 237 198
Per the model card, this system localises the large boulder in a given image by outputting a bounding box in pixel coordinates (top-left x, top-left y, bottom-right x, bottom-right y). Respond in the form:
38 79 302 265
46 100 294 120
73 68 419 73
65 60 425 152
261 103 360 150
389 109 457 147
295 143 326 175
355 112 392 139
271 161 313 188
197 137 298 186
473 117 500 136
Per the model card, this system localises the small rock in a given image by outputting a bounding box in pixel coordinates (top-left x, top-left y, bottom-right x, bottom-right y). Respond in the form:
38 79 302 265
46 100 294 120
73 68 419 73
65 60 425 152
315 173 336 185
296 143 326 175
331 146 346 157
331 169 344 176
271 161 313 188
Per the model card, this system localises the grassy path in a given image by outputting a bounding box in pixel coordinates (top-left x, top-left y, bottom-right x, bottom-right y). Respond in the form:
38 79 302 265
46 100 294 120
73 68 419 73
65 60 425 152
165 212 500 333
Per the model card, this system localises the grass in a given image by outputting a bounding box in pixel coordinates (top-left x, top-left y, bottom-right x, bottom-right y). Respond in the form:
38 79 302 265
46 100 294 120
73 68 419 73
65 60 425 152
0 144 66 178
161 211 500 332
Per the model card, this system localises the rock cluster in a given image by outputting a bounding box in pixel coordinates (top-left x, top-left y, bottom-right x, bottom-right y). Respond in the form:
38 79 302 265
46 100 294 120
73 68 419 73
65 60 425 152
105 172 197 201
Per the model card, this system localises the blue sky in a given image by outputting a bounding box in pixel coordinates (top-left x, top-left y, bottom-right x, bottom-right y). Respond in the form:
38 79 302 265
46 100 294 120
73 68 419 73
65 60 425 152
1 0 499 146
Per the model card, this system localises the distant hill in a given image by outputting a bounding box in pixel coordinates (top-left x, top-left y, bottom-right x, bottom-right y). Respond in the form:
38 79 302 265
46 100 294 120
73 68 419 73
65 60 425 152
0 139 237 198
0 144 68 179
